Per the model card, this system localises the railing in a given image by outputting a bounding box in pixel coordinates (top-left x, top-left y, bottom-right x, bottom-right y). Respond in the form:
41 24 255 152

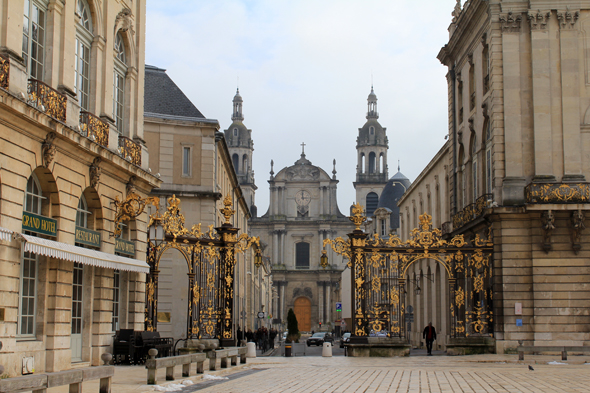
525 183 590 204
470 92 475 111
441 221 452 235
483 74 489 94
0 53 9 90
452 193 493 230
80 111 109 148
118 135 141 166
28 78 67 122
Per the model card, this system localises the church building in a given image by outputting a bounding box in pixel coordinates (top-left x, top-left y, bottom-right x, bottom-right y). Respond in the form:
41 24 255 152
250 149 353 332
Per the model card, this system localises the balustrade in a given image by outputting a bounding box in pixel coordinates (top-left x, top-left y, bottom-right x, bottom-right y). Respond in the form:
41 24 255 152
0 53 8 90
118 135 142 166
80 111 109 148
28 78 67 122
452 193 492 230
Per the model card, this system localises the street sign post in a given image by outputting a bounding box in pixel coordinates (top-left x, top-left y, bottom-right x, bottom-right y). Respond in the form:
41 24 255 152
336 302 342 312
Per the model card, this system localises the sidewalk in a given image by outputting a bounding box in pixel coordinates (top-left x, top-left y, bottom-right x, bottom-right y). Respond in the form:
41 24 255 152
46 353 590 392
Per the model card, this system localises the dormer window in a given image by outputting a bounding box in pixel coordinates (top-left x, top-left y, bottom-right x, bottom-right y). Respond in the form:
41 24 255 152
233 128 238 137
369 126 375 135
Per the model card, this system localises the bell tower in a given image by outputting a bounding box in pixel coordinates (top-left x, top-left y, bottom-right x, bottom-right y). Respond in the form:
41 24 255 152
353 86 389 217
224 88 257 215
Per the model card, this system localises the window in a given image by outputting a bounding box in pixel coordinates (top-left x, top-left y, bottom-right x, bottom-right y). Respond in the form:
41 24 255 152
233 128 238 137
112 270 120 331
113 32 127 134
368 152 376 174
295 242 310 269
19 175 43 336
71 263 83 335
369 126 375 135
182 146 191 177
22 0 46 80
380 219 387 237
76 194 90 229
232 154 239 172
75 0 92 111
366 192 379 217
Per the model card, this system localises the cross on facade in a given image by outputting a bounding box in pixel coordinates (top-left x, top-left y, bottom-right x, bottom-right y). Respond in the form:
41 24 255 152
301 142 306 154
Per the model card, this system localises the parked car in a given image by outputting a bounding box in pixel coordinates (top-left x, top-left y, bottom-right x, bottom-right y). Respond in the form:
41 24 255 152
306 332 326 346
340 332 351 348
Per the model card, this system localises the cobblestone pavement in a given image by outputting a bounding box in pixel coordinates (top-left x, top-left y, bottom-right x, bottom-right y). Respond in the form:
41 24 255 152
185 355 590 393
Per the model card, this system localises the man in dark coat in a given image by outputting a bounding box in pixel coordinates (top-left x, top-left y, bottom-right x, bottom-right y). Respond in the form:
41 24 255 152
422 322 437 356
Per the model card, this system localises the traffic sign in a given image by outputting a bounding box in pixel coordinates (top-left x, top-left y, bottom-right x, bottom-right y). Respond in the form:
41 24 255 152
257 312 265 319
336 302 342 312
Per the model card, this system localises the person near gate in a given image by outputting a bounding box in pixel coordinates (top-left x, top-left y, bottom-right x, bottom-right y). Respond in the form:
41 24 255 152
422 322 437 356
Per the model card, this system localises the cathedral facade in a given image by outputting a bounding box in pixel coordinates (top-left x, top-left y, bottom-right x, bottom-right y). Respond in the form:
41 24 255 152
251 151 353 332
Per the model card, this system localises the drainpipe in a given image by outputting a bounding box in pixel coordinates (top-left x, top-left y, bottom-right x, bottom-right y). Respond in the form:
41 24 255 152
450 66 458 216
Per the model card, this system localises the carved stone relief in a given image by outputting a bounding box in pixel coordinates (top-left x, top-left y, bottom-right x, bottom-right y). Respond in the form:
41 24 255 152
90 157 102 189
528 10 551 30
293 287 313 300
285 165 320 181
541 210 555 252
557 9 579 30
42 132 57 168
500 12 523 32
571 210 585 253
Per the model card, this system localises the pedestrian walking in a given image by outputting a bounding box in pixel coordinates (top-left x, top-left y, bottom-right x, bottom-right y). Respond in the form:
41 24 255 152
422 322 437 356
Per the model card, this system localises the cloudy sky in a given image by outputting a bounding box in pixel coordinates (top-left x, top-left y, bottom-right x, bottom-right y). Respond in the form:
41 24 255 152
146 0 458 215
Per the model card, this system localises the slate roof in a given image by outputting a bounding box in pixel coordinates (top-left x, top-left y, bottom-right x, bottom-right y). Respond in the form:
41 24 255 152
144 65 205 119
377 171 412 230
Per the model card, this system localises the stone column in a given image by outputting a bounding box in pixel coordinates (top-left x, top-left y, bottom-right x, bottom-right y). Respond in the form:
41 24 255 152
319 187 324 216
326 282 331 326
317 281 324 326
272 231 279 266
529 10 555 179
281 230 286 266
558 10 583 180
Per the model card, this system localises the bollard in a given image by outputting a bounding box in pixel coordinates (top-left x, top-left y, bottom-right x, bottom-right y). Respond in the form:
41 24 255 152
322 342 332 357
285 344 292 357
246 342 257 358
147 349 159 385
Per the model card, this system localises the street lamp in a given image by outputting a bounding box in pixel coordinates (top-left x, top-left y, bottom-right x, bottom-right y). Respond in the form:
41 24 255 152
254 248 263 268
320 250 328 269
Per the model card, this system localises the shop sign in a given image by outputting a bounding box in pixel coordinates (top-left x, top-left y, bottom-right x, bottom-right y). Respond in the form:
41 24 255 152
75 227 101 248
22 211 57 237
115 238 135 256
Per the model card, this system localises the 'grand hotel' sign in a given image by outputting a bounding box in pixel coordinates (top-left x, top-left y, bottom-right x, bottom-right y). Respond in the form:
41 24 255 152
22 212 57 237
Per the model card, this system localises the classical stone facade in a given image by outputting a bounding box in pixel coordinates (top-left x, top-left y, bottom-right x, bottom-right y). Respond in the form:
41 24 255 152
0 0 160 375
144 68 269 339
400 0 590 353
251 151 353 332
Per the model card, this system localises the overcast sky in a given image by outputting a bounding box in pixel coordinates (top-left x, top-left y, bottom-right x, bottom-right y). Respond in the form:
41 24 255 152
146 0 458 216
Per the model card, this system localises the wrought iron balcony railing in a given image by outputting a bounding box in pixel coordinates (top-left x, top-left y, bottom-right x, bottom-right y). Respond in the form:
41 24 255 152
0 53 9 90
118 135 141 166
80 111 109 148
452 193 493 230
525 182 590 204
27 79 67 122
483 74 489 94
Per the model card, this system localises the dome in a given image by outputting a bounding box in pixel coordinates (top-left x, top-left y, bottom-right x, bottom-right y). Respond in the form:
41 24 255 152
233 88 243 102
357 119 387 147
224 121 251 147
377 171 412 229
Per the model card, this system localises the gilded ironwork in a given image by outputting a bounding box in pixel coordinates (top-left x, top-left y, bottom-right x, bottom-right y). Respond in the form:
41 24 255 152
118 135 142 166
113 192 159 237
325 212 493 341
144 194 260 345
0 53 9 90
27 79 67 122
452 194 493 231
525 182 590 203
80 111 109 147
350 203 367 230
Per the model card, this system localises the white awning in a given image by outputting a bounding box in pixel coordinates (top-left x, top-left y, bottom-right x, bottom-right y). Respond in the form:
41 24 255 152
0 227 12 241
19 234 150 274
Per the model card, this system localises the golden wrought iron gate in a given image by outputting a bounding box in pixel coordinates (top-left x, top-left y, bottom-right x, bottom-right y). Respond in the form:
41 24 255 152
144 195 259 346
324 204 493 340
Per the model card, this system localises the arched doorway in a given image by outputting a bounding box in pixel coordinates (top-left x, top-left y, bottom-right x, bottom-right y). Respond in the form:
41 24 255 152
293 297 311 332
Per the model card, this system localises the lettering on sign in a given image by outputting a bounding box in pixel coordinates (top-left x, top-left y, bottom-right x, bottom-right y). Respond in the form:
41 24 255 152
115 238 135 256
22 212 57 237
75 227 101 248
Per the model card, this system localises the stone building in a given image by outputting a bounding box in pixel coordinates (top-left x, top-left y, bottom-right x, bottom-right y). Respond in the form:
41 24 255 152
0 0 160 374
144 67 269 339
251 150 353 332
400 0 590 353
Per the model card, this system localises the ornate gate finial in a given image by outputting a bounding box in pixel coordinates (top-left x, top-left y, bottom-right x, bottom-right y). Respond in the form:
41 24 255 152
220 195 235 225
350 203 367 230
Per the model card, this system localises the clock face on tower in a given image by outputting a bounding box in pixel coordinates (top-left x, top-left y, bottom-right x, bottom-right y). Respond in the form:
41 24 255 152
295 190 311 206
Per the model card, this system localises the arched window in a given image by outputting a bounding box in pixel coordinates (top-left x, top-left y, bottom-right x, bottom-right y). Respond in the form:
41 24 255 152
379 153 384 174
22 0 47 80
295 242 310 269
242 154 248 174
368 152 376 174
366 192 379 217
76 194 90 229
75 0 93 111
369 126 375 135
113 32 127 134
360 153 365 173
233 128 238 137
20 174 43 337
232 154 239 172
